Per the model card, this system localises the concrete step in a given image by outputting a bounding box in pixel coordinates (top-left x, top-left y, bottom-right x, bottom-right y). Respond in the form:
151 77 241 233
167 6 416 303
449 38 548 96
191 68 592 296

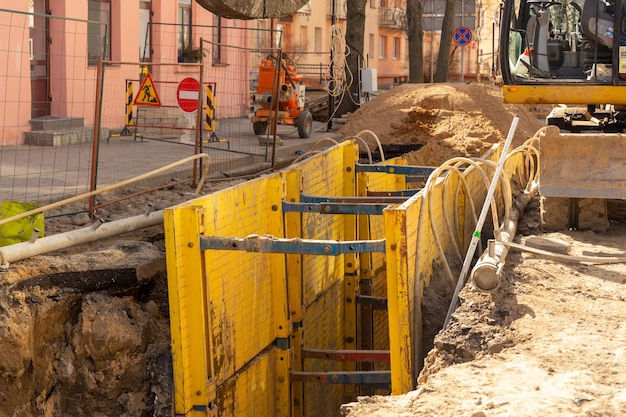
29 117 84 131
23 128 109 146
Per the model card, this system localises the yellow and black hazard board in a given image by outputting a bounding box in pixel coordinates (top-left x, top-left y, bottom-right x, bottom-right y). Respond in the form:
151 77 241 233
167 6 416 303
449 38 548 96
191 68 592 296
133 72 161 107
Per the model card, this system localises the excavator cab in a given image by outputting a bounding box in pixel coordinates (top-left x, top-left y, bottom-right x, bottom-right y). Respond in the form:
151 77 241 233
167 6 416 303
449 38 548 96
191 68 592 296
502 0 626 83
500 0 626 232
501 0 626 131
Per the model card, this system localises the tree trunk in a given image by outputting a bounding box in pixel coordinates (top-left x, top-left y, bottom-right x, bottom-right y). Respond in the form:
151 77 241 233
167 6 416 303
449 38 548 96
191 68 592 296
407 0 425 83
335 0 366 121
435 0 456 82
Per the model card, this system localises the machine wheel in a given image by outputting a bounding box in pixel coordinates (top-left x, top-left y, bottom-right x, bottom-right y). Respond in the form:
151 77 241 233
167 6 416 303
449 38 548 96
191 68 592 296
297 110 312 138
253 121 268 135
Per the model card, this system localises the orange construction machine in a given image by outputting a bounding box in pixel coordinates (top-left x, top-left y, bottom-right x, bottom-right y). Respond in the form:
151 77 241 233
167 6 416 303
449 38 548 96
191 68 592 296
251 55 312 138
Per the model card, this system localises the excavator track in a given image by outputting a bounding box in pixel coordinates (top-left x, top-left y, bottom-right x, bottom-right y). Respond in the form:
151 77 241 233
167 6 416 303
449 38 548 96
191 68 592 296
541 197 610 232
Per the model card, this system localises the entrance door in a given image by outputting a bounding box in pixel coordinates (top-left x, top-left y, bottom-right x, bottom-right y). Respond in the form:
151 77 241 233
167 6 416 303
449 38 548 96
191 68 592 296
30 0 50 118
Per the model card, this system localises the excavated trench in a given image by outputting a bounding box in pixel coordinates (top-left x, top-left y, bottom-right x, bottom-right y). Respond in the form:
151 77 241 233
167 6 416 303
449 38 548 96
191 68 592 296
0 238 174 416
0 230 458 416
2 270 460 414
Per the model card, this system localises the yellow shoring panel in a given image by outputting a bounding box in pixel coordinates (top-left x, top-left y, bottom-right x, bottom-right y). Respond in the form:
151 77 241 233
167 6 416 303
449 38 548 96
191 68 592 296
299 150 346 306
297 143 352 417
358 158 408 372
284 169 305 417
214 348 290 416
202 176 288 383
165 175 290 416
165 205 212 415
384 195 421 394
342 144 358 364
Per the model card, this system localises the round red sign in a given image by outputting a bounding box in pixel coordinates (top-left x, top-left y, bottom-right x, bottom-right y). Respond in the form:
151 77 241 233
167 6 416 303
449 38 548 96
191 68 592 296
176 77 200 113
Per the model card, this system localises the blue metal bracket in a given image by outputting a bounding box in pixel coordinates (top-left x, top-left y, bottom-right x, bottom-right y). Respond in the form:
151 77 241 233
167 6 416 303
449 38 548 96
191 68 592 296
275 337 289 350
290 370 391 386
283 201 390 215
283 195 410 215
356 294 388 310
367 189 420 198
200 235 386 255
355 163 436 177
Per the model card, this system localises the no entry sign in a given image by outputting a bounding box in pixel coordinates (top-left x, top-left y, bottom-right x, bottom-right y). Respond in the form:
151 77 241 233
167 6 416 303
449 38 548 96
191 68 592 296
176 76 200 113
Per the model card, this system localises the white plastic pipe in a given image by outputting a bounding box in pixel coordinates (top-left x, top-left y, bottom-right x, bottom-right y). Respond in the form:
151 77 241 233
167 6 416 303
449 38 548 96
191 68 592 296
471 181 539 292
0 211 164 266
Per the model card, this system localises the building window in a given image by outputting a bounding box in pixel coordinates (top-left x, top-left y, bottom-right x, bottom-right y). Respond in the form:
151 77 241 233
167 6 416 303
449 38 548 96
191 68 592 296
139 0 151 61
392 37 400 59
212 14 223 64
178 0 196 63
314 27 322 53
299 25 308 49
379 35 387 59
88 0 111 66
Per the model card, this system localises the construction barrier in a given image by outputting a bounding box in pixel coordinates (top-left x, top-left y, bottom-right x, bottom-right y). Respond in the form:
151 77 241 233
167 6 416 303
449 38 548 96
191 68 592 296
164 140 522 416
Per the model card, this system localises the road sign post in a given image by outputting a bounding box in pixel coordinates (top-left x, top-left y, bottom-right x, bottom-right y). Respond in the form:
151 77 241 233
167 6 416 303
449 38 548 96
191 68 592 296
176 76 200 113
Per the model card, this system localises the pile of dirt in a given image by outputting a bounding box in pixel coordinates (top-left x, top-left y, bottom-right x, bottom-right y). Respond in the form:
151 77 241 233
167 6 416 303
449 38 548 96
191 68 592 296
339 82 543 166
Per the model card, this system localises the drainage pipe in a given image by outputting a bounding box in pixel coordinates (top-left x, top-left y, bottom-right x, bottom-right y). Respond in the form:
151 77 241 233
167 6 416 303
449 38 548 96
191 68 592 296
470 180 539 292
0 211 164 267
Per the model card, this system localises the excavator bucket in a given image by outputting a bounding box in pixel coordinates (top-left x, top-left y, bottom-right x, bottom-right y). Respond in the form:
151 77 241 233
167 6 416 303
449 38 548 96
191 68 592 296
540 126 626 199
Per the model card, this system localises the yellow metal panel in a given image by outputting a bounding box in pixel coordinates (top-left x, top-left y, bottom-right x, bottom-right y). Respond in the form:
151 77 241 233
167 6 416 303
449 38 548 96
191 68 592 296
299 143 351 305
343 144 358 355
165 206 213 414
384 208 414 394
283 169 305 417
201 176 286 384
302 280 346 417
214 348 288 417
502 84 626 105
298 144 352 417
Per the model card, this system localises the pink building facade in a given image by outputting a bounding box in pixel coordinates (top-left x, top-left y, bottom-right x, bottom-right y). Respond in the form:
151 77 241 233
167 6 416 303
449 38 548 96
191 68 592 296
0 1 250 146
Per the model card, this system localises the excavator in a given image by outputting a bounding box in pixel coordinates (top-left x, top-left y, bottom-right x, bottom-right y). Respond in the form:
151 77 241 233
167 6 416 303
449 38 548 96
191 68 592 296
500 0 626 231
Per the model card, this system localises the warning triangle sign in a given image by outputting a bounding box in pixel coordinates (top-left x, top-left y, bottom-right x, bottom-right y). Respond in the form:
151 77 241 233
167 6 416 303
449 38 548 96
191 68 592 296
133 73 161 107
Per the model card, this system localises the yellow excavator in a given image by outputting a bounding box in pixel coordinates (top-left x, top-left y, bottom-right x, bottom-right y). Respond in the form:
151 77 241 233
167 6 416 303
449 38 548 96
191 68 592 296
500 0 626 231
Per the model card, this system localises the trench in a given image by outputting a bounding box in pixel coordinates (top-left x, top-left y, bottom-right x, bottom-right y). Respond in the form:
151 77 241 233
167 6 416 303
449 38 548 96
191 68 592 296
0 244 461 416
0 242 173 416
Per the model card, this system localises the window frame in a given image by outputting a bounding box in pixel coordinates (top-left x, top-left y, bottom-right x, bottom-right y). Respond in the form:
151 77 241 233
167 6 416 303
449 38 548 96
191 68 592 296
88 0 111 66
178 0 196 63
212 14 223 65
139 0 152 62
379 35 387 59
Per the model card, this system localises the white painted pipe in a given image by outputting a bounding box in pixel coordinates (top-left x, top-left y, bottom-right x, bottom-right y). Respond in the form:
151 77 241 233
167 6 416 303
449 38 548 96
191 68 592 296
471 181 539 292
0 211 164 267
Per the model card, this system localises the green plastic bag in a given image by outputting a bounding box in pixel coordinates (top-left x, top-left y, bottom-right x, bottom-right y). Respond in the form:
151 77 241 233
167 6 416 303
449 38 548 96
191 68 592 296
0 201 45 246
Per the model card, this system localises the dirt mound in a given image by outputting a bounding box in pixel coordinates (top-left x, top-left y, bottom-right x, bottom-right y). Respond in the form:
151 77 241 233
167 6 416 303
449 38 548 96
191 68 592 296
339 82 544 166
